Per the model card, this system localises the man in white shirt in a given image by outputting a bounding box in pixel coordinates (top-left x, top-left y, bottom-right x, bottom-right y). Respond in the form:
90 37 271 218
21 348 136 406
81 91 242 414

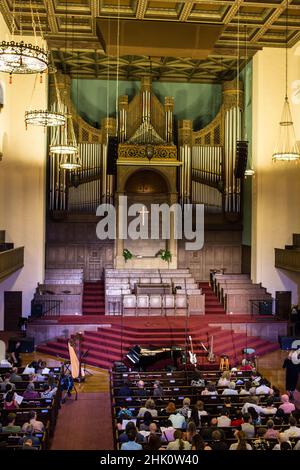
255 380 274 395
217 409 231 427
282 417 300 439
169 412 186 429
241 401 264 415
222 382 238 396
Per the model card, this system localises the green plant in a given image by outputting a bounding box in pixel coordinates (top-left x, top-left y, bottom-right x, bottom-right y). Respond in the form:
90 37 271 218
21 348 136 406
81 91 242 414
123 248 133 262
158 249 172 263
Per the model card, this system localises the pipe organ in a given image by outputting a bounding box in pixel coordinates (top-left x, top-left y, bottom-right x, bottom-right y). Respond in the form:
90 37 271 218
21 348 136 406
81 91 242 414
48 75 245 217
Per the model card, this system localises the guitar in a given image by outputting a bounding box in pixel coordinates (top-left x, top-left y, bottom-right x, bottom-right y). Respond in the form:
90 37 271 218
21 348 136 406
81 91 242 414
188 335 197 366
207 335 216 363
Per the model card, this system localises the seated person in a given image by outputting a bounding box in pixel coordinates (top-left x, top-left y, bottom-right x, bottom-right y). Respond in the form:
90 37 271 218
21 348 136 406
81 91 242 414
216 409 231 427
217 371 231 387
229 430 252 450
169 411 186 429
3 390 18 410
118 381 132 397
23 383 40 400
120 429 142 451
278 394 296 414
134 380 148 397
264 419 280 439
138 411 152 431
153 380 164 398
210 430 228 451
222 381 238 396
261 398 277 416
40 383 58 399
22 362 37 375
22 411 45 432
0 373 16 392
282 416 300 439
2 412 21 433
201 382 218 396
255 379 274 395
143 434 162 451
231 409 244 427
160 419 176 443
190 400 208 427
138 398 157 418
166 429 191 450
10 367 22 382
241 413 255 438
272 432 292 450
19 424 41 447
252 427 271 450
177 397 191 418
119 421 144 444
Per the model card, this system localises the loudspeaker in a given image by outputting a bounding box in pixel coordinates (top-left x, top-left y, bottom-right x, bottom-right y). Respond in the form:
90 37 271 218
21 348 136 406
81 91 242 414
107 136 118 175
8 336 35 353
31 303 43 318
279 336 300 350
235 140 248 178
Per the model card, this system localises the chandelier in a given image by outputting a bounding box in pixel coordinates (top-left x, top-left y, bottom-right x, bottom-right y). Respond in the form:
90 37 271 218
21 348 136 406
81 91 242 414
0 41 48 75
50 113 81 169
272 1 300 163
0 1 49 76
25 64 66 128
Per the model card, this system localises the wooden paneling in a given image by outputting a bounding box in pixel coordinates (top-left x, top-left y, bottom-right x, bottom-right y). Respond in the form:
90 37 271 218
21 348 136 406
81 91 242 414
178 230 242 281
275 248 300 273
0 247 24 283
46 221 114 281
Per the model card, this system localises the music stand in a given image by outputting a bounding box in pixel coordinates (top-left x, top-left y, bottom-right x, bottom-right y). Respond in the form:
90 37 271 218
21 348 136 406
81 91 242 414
80 350 93 377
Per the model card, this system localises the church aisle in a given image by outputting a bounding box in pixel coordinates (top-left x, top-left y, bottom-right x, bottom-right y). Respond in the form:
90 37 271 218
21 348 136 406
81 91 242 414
51 392 114 450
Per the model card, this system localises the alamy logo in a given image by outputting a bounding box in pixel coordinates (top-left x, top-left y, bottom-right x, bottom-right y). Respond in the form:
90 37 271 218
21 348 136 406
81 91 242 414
95 196 204 250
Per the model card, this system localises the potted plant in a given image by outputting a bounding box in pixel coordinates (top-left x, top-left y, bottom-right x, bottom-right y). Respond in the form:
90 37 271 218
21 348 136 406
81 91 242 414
157 249 172 263
123 248 133 262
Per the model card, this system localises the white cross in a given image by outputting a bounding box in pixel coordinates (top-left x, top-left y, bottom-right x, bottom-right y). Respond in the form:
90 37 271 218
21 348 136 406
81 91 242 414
139 206 149 225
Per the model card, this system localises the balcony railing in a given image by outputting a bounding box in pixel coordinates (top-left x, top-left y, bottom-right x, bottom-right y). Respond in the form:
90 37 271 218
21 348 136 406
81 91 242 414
275 248 300 273
0 247 24 282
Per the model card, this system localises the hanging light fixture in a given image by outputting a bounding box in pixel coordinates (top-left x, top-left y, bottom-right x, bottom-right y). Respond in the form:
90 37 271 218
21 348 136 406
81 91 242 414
272 0 300 162
0 1 49 76
49 11 80 169
25 57 66 128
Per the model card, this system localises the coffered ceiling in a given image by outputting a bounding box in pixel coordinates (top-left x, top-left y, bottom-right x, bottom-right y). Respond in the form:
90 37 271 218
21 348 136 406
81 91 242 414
1 1 300 83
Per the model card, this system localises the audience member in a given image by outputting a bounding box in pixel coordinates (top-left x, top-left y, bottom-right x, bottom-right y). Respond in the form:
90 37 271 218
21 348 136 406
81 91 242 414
2 413 21 433
229 430 252 450
120 429 143 450
166 430 191 450
278 394 296 415
138 399 157 418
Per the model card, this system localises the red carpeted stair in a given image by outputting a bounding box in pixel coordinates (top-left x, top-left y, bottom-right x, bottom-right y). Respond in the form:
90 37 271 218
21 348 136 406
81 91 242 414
36 318 279 370
82 281 105 315
199 282 226 315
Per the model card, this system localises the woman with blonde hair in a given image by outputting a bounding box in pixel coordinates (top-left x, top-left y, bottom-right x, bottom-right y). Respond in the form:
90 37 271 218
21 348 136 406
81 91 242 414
218 371 231 387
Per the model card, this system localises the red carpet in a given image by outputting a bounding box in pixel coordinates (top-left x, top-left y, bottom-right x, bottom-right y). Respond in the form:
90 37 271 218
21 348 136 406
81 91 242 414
82 281 105 315
199 282 226 314
37 316 279 370
51 392 113 450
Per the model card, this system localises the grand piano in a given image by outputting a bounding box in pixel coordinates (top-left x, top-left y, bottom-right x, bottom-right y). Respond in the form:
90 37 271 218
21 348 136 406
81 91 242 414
126 345 183 371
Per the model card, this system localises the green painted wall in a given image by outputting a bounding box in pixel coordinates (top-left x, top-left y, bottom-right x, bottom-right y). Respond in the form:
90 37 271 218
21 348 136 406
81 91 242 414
241 60 253 246
71 79 222 130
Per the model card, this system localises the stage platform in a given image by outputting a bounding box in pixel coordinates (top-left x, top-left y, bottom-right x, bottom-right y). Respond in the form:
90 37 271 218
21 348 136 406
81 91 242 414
30 315 287 370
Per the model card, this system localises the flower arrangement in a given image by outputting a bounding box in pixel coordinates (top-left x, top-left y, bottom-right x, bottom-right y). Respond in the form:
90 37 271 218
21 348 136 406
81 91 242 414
123 248 133 262
157 249 172 263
